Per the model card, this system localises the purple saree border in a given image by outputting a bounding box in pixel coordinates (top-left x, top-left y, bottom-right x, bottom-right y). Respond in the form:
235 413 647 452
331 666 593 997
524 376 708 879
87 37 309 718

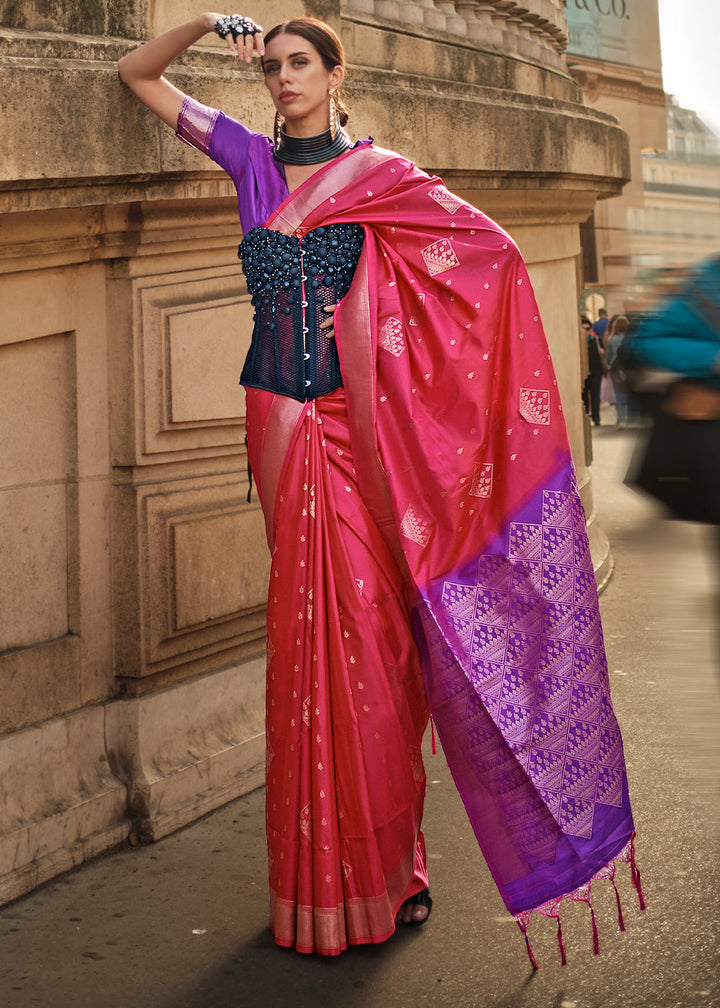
415 453 635 917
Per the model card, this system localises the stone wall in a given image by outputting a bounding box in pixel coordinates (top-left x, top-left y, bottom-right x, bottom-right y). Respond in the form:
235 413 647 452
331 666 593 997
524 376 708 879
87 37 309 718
0 0 628 904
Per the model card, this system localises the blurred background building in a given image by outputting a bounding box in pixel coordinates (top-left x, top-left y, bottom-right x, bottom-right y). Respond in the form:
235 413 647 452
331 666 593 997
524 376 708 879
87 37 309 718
565 0 665 315
566 0 720 317
631 97 720 300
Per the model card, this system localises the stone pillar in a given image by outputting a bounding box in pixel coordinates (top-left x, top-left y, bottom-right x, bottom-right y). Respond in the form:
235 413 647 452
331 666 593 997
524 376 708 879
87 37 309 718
0 1 275 901
0 0 627 904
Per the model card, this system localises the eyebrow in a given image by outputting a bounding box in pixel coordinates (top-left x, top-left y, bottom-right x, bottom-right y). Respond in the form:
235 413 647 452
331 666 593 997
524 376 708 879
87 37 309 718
263 50 311 63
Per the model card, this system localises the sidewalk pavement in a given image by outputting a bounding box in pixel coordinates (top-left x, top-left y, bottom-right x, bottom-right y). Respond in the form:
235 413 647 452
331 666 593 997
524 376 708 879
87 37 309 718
1 414 719 1008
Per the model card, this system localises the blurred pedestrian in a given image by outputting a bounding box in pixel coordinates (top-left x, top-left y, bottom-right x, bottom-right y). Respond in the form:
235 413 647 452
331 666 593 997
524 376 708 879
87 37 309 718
581 315 606 425
605 315 639 427
592 306 610 346
600 313 618 406
627 253 720 524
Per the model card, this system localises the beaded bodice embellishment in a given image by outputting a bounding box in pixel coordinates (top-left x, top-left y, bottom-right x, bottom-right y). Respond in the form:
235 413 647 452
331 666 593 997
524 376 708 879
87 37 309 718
238 223 365 402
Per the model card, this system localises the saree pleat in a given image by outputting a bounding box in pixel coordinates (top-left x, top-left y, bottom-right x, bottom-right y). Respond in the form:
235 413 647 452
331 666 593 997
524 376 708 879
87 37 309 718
247 386 429 955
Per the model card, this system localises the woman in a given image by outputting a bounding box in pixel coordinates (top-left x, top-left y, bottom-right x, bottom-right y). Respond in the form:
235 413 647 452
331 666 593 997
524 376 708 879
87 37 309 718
118 14 642 961
605 315 638 428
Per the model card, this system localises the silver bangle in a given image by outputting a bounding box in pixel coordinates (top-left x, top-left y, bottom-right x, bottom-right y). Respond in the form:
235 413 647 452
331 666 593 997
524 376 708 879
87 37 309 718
213 15 262 41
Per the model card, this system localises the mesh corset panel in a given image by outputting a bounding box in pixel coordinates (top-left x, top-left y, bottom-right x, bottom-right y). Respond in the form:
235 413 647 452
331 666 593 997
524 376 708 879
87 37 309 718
239 224 365 401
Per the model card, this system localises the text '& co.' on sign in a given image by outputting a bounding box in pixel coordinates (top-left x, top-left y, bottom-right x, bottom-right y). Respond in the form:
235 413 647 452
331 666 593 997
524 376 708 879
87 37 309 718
565 0 630 19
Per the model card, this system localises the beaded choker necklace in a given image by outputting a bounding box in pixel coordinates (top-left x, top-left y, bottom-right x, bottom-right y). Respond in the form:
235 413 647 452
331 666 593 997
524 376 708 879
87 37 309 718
273 124 353 165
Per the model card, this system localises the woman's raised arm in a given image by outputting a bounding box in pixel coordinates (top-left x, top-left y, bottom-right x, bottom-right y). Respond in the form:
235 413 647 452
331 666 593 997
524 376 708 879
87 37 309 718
118 13 264 129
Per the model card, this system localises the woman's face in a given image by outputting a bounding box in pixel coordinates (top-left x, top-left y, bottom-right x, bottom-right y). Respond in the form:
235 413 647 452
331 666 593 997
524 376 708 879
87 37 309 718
262 32 343 136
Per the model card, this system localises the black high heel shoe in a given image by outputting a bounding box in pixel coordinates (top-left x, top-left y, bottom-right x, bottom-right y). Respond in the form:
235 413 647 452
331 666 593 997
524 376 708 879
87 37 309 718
398 887 433 927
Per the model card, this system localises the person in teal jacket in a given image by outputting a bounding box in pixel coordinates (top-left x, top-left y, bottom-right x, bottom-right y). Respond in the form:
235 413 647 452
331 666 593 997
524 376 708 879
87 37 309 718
632 254 720 386
627 253 720 528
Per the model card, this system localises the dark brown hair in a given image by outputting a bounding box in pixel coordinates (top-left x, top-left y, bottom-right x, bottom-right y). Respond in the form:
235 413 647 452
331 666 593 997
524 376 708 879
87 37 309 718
262 18 349 126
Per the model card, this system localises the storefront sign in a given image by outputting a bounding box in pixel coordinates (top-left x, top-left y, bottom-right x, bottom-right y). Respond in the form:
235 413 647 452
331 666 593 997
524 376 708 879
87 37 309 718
564 0 662 71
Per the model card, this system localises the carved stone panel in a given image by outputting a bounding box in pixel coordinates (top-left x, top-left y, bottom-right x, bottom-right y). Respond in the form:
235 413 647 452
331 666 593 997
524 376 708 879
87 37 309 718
135 271 253 462
0 330 81 728
172 509 269 629
0 260 113 730
113 475 270 684
0 332 75 648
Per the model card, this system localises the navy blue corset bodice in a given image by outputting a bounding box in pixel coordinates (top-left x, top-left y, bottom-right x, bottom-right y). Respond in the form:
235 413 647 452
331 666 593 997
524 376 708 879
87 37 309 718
238 223 365 401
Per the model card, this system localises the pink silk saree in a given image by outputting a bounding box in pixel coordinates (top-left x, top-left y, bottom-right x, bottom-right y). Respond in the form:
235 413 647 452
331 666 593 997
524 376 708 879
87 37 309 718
246 388 429 956
249 144 643 962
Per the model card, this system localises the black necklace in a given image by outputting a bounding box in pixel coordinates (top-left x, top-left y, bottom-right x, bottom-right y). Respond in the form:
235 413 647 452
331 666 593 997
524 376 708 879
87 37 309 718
273 124 353 165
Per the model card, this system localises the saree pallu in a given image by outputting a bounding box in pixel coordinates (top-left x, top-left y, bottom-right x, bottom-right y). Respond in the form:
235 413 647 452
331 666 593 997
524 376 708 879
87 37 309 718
246 386 429 955
256 144 644 964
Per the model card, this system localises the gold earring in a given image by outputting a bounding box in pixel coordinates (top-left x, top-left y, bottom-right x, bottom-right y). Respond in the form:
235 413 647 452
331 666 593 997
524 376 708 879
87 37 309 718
274 110 283 147
329 91 339 141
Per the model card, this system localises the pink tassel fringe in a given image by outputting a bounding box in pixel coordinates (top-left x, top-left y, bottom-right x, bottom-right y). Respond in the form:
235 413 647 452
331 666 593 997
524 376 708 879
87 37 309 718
630 836 647 911
589 902 600 955
611 878 626 932
524 935 540 970
514 832 646 969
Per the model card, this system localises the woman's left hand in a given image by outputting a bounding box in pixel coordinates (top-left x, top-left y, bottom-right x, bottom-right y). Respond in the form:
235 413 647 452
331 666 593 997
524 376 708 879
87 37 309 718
215 15 264 62
319 304 337 332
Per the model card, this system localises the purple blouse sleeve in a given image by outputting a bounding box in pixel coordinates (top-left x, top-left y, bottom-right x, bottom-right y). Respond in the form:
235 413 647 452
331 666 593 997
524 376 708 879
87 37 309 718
176 96 251 182
176 96 219 155
176 96 288 232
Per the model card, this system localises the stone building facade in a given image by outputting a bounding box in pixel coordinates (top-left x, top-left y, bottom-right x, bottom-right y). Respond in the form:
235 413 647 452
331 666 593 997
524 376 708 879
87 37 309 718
563 0 667 315
631 98 720 286
0 0 628 905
